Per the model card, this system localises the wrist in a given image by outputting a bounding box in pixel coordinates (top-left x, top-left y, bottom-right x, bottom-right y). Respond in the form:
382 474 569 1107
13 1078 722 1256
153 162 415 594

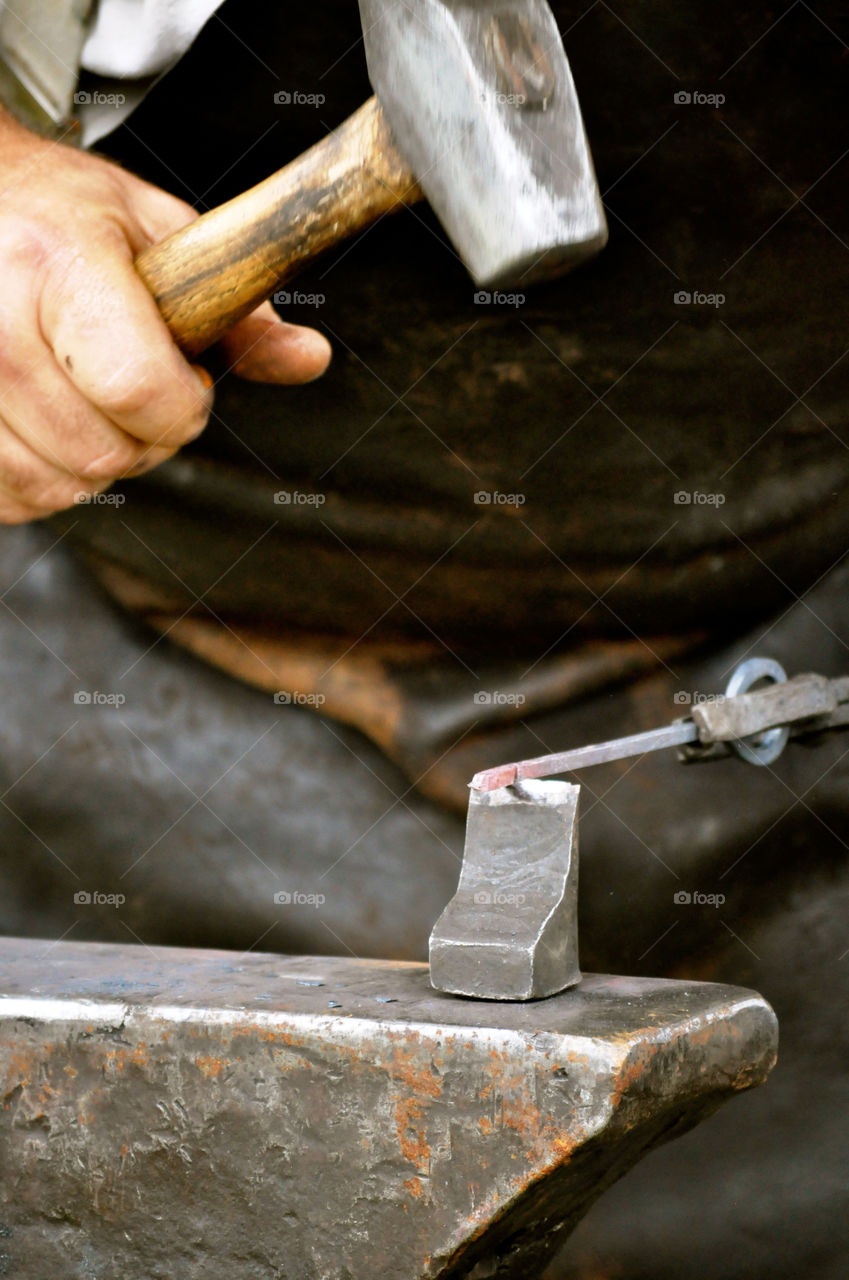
0 102 70 168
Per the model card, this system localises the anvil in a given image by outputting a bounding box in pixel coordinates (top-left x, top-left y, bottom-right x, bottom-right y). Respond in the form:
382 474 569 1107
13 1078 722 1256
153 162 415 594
0 939 776 1278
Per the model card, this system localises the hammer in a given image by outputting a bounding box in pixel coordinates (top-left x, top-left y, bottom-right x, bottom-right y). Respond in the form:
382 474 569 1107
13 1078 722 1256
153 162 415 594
135 0 607 358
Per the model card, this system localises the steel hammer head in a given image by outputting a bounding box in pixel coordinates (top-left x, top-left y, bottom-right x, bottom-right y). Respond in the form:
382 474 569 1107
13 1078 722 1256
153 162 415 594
359 0 607 288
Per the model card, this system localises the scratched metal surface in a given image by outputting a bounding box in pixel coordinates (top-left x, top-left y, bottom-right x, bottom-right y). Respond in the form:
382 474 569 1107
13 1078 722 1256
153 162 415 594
358 0 607 287
0 940 776 1279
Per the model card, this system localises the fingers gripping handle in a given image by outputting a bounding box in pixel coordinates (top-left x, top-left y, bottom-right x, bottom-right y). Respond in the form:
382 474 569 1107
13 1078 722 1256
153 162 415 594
134 97 423 358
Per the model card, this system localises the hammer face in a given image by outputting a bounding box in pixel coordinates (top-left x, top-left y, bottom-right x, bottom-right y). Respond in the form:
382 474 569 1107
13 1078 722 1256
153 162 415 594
359 0 607 288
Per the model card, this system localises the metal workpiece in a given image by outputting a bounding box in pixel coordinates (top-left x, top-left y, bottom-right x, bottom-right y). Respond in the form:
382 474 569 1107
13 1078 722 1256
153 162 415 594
358 0 608 288
470 657 849 789
429 780 580 1000
0 939 777 1280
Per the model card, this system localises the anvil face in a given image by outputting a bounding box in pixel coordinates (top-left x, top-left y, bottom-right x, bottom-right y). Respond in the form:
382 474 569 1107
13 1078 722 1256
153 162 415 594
0 940 777 1278
359 0 608 287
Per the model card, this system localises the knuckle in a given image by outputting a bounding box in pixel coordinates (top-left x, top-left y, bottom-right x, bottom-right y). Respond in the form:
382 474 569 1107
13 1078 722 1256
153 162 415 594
150 405 210 452
167 376 212 433
11 464 105 515
95 360 210 444
96 362 164 419
0 499 40 525
0 215 50 272
0 450 47 505
79 443 142 482
29 476 90 515
171 402 210 444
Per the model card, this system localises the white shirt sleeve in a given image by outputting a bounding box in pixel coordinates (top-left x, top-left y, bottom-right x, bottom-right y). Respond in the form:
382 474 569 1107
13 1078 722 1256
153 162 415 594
78 0 227 145
81 0 226 78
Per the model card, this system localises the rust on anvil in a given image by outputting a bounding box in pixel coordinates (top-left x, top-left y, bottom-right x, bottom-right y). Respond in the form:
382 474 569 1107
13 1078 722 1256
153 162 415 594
0 940 777 1279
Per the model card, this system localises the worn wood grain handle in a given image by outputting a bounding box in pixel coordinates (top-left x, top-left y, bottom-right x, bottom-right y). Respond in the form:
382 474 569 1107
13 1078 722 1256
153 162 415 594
135 97 423 359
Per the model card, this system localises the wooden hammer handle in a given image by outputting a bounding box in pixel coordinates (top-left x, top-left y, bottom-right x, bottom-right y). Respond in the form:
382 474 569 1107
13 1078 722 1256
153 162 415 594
135 97 422 359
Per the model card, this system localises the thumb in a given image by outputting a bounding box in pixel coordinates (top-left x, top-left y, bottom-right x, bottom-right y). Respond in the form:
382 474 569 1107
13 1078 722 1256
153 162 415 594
216 301 333 385
126 176 332 384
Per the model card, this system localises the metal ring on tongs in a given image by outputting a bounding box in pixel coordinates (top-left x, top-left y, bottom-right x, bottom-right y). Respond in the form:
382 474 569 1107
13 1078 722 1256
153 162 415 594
724 657 789 766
